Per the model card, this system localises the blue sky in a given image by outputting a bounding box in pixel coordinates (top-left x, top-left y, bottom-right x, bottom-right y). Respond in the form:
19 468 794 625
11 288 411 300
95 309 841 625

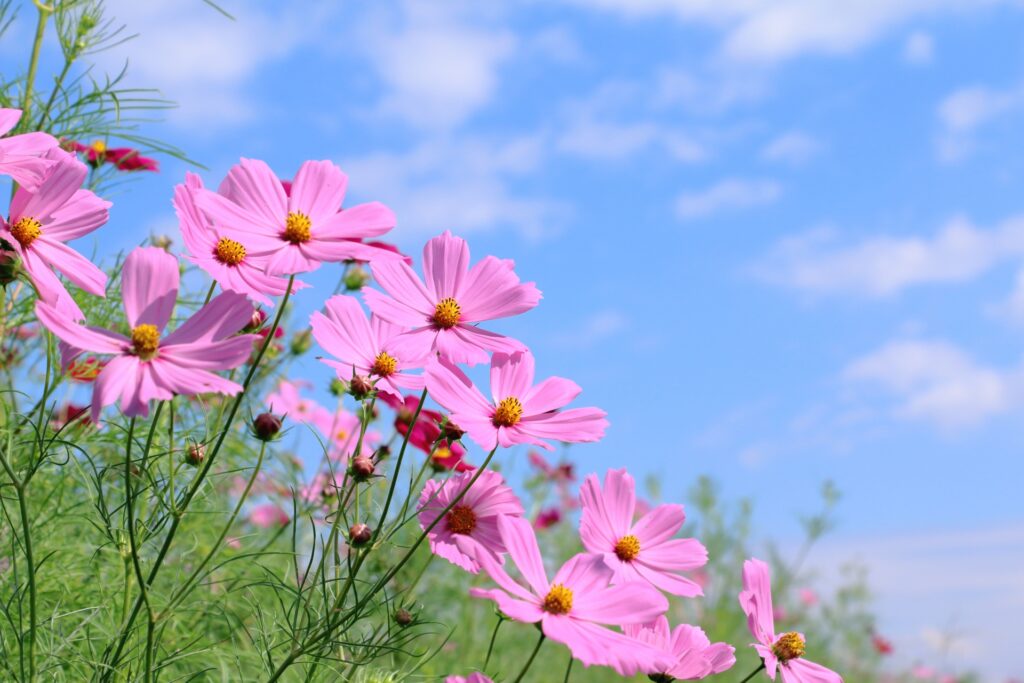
6 0 1024 679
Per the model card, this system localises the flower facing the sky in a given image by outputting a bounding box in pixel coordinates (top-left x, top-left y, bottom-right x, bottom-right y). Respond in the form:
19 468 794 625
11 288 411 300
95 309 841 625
35 247 258 420
2 152 109 316
417 469 523 573
0 108 58 190
310 294 425 400
580 469 707 597
194 158 398 275
740 558 843 683
621 616 735 679
471 515 669 674
176 172 304 306
363 230 540 364
426 350 608 451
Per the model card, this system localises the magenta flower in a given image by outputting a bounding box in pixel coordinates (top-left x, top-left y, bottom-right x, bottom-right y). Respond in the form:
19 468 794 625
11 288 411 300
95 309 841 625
740 558 843 683
470 515 669 674
363 231 540 364
0 108 58 190
417 469 523 573
250 503 289 529
425 350 608 451
310 294 425 400
445 675 493 683
35 247 258 421
2 153 109 315
579 469 707 597
622 616 735 679
266 380 334 431
194 158 397 275
175 172 305 306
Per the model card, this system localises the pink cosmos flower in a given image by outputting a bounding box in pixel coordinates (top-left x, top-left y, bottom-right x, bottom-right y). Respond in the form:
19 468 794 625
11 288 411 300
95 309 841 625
266 380 333 430
2 153 109 315
194 158 398 275
470 515 669 674
425 350 608 451
250 503 289 528
35 247 258 421
310 294 425 400
580 469 707 597
740 558 843 683
363 231 540 365
445 675 492 683
621 616 735 679
417 469 523 573
798 588 819 607
0 108 58 190
175 172 304 306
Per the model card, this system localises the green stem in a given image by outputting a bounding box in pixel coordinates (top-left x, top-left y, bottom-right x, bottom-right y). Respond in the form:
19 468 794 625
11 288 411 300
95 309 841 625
482 614 504 671
738 662 766 683
16 480 37 681
563 653 574 682
18 2 52 134
512 632 545 683
201 281 216 306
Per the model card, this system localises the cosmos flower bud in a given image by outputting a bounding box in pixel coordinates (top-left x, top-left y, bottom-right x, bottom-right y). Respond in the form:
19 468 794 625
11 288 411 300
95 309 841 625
185 441 205 467
252 413 282 441
348 375 373 400
151 234 173 250
348 523 372 547
374 445 391 461
244 308 268 333
328 377 347 397
343 265 370 291
394 608 414 627
289 329 313 356
0 252 17 286
440 418 464 441
350 454 375 480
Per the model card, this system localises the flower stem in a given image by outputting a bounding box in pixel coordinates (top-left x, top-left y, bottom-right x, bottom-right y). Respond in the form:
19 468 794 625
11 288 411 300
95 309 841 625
17 1 51 134
483 614 504 671
512 632 545 683
739 662 766 683
563 654 574 683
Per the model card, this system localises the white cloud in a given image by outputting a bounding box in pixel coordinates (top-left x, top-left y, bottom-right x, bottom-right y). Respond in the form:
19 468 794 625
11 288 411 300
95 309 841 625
551 309 628 348
936 82 1024 162
357 4 516 130
990 267 1024 326
754 215 1024 297
675 178 781 220
341 135 563 241
843 339 1021 428
760 131 820 164
903 30 935 65
98 0 316 126
557 120 707 162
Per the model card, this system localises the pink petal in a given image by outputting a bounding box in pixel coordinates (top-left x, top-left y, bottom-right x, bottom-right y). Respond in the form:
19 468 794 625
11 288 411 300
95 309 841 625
265 242 321 275
522 376 581 414
780 659 843 683
217 157 288 227
424 355 494 420
35 302 127 355
122 247 179 330
39 188 110 241
162 291 255 346
516 407 608 445
13 156 86 221
422 231 470 300
571 580 668 625
0 108 21 134
159 336 255 370
632 504 686 547
469 588 543 623
288 160 347 224
91 355 139 421
638 537 707 571
496 515 549 596
740 558 777 646
631 561 704 597
315 202 395 240
458 254 542 322
579 473 622 552
367 259 435 318
551 553 612 597
445 324 526 365
490 351 534 405
33 238 107 296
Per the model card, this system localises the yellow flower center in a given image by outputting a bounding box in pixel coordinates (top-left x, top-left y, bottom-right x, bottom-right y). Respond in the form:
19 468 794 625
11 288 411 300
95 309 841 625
432 297 461 329
130 324 160 360
91 140 107 154
492 397 523 427
772 632 806 662
432 445 452 463
542 583 573 615
214 237 247 265
10 217 42 248
614 534 641 561
335 429 349 442
371 351 398 377
446 504 477 535
282 211 312 244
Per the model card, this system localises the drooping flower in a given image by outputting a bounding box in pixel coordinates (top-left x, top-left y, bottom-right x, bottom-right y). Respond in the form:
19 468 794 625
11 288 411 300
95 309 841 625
35 247 258 420
426 350 608 451
739 558 843 683
175 172 304 306
0 108 58 190
194 158 398 275
580 469 707 597
2 153 109 315
621 616 735 679
310 294 425 400
417 469 523 573
470 515 669 674
445 674 493 683
363 231 540 364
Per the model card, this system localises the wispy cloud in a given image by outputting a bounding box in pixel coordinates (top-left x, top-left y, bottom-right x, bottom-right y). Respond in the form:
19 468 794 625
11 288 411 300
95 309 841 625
903 30 935 65
752 215 1024 297
760 131 820 165
675 178 782 221
551 309 628 349
937 81 1024 162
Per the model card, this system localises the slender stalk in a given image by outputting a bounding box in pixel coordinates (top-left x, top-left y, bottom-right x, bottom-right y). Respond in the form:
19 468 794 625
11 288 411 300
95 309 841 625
563 654 574 682
512 632 545 683
738 662 766 683
18 2 52 133
482 614 504 671
201 281 217 306
374 389 427 534
15 478 37 681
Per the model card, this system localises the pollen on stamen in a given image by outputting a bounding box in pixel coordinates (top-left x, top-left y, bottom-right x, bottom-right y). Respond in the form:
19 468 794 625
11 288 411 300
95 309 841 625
446 504 477 535
371 351 398 377
432 297 461 329
214 237 247 265
772 632 806 662
542 583 573 615
614 534 641 562
492 397 523 427
282 211 312 244
130 324 160 360
10 217 42 248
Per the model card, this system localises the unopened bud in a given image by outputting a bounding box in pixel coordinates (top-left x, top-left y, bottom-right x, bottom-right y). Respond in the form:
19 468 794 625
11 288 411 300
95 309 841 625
374 445 391 461
244 308 268 333
440 419 464 441
348 375 373 400
343 266 370 291
185 442 205 467
252 413 282 441
348 523 372 546
350 454 375 480
0 252 17 286
289 329 313 356
151 234 173 250
394 608 414 626
329 377 347 397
